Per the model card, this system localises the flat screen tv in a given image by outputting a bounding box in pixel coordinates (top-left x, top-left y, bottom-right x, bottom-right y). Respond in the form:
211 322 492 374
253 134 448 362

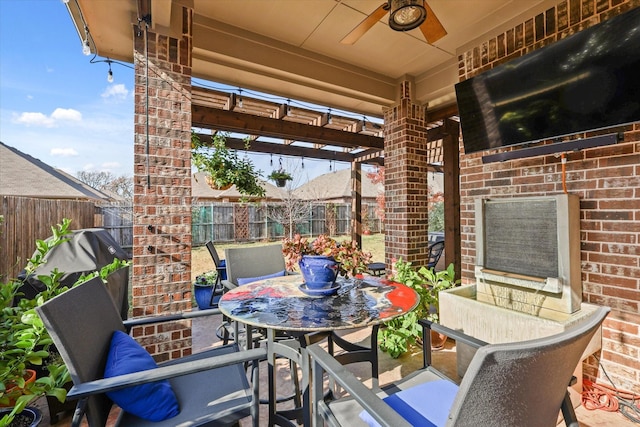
456 7 640 154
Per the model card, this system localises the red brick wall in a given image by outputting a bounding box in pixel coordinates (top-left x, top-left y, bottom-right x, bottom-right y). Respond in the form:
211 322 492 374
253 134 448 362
458 0 640 393
132 8 194 361
383 81 432 266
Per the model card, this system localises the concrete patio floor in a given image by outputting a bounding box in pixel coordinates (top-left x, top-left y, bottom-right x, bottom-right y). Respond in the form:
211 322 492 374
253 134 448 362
47 311 636 426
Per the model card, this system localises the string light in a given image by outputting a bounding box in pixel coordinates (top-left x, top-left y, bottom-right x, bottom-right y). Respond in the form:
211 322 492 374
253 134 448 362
327 108 332 125
301 157 305 169
285 99 291 116
106 60 114 83
238 88 243 109
270 153 273 167
82 26 91 56
362 115 367 132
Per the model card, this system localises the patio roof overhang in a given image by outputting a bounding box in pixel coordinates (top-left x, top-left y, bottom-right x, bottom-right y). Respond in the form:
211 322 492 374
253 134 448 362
65 0 553 118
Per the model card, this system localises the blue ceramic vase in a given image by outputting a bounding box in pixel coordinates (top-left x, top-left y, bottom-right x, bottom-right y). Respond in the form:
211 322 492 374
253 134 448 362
299 255 340 289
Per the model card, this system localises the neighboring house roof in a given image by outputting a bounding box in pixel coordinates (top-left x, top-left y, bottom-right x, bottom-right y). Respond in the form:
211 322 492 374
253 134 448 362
293 168 444 202
293 169 382 201
0 141 112 201
191 171 286 201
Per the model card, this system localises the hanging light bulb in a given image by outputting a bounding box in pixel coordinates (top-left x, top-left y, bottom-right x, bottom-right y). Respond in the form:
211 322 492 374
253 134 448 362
362 116 367 132
285 99 291 116
238 89 243 109
107 61 114 83
327 108 332 125
82 26 91 56
270 153 273 166
301 157 305 169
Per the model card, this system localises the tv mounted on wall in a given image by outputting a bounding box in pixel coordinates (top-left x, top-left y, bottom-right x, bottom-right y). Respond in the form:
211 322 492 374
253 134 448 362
455 7 640 154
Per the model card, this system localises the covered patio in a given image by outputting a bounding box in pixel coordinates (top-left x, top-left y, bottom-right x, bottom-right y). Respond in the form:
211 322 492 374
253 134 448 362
63 0 640 418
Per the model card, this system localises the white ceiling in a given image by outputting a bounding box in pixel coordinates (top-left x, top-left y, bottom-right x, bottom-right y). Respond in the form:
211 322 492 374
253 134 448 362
69 0 554 117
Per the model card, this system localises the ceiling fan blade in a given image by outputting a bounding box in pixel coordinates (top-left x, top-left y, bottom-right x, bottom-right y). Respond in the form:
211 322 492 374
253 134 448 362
340 3 389 45
420 2 447 44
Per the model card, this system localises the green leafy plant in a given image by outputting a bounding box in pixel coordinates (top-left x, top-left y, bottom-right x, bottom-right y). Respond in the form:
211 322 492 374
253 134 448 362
195 271 218 286
378 260 458 358
281 234 372 278
0 219 130 425
191 132 265 199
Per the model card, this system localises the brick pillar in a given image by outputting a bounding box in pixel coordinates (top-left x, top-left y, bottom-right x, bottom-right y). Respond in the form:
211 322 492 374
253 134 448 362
383 81 430 266
132 8 193 361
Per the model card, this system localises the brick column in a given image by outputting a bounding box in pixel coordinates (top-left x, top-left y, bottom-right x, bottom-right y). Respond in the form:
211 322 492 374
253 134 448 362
383 81 431 266
132 8 193 361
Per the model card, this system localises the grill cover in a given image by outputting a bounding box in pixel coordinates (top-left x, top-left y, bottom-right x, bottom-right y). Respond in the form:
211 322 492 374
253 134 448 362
18 228 130 319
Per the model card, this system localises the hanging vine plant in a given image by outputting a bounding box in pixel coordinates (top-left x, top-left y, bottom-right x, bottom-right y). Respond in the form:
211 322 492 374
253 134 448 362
191 132 265 198
267 169 293 187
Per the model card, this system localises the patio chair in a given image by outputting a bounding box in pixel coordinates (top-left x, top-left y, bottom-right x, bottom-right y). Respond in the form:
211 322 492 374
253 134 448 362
426 240 445 269
36 276 265 427
222 243 288 290
216 243 289 345
204 240 227 307
307 306 610 427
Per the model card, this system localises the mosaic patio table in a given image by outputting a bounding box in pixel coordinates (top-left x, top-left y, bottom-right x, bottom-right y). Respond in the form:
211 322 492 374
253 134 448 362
219 274 419 427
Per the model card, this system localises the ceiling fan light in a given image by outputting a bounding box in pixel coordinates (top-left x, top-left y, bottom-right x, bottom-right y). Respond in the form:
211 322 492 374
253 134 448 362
389 0 426 31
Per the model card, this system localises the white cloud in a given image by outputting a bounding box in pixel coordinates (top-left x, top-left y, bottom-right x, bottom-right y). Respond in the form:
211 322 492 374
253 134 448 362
50 147 78 157
26 95 33 100
13 112 55 127
51 108 82 121
83 163 95 171
12 108 82 128
101 84 129 100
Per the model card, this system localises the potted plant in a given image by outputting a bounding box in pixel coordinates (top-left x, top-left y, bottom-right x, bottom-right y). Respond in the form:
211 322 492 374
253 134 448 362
282 234 371 288
193 271 220 310
0 219 130 426
1 221 73 425
378 260 459 358
267 169 293 188
191 132 266 199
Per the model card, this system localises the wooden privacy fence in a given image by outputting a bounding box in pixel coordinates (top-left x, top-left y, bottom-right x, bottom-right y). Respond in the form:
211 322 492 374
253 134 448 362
0 198 382 280
0 196 97 281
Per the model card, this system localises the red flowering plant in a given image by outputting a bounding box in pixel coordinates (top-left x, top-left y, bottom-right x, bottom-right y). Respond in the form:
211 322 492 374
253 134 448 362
282 234 372 278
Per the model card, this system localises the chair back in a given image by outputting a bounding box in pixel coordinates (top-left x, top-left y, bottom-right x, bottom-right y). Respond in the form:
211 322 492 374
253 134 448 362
426 241 444 269
36 277 126 427
205 240 222 268
224 244 286 286
448 306 610 427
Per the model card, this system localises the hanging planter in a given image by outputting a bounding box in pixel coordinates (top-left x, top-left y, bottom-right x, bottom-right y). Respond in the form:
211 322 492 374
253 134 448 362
267 169 293 188
204 176 232 191
192 132 265 198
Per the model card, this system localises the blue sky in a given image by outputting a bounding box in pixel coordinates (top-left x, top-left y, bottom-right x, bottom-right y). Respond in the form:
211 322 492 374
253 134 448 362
0 0 368 185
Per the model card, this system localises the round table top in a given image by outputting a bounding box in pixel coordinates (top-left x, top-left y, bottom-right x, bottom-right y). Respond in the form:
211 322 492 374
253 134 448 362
218 274 419 332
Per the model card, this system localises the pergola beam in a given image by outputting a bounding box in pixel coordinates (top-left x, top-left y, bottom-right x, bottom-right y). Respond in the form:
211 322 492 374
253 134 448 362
195 133 355 163
192 105 384 150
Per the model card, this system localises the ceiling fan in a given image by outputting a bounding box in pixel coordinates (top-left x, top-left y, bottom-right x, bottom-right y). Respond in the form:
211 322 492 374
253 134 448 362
341 0 447 45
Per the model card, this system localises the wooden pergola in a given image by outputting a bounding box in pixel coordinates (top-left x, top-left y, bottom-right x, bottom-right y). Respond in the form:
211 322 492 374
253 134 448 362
190 85 457 250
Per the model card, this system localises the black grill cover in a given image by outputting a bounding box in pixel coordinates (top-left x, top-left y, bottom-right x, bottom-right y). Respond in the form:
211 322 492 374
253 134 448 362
18 228 130 319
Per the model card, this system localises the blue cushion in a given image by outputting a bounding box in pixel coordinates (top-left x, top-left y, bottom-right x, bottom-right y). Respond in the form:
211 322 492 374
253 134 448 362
104 331 180 421
237 269 286 285
359 379 458 427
